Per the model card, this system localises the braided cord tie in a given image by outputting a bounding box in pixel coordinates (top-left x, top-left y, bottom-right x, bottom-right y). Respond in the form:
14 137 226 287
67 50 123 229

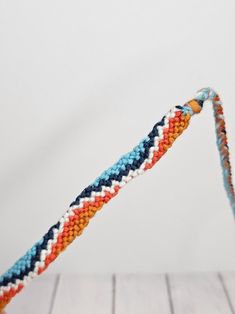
0 87 234 311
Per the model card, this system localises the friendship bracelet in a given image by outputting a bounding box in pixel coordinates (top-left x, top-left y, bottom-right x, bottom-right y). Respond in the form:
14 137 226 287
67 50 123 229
0 87 234 311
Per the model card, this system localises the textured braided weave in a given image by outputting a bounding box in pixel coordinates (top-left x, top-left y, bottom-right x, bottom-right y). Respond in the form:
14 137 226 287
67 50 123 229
0 87 234 311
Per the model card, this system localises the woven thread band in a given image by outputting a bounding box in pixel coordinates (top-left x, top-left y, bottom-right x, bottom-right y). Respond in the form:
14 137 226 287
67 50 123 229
0 87 234 311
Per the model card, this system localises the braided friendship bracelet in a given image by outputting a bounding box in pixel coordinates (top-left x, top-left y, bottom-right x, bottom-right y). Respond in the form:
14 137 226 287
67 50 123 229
0 87 234 311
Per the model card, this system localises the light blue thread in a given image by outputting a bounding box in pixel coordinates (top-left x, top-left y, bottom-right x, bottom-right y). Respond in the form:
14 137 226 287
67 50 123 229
92 137 149 186
0 238 43 283
182 105 194 116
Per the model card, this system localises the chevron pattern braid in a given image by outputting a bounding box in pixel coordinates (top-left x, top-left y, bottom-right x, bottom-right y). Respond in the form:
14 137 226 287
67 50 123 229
0 87 234 311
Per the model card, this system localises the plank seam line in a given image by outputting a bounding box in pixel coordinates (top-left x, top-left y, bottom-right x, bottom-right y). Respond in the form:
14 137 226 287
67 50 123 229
48 274 60 314
165 274 175 314
218 272 235 314
112 274 116 314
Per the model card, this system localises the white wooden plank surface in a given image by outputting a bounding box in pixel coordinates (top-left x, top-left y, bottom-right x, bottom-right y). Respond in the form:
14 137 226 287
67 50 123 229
51 274 112 314
6 274 57 314
169 273 232 314
3 272 235 313
220 272 235 313
115 274 171 314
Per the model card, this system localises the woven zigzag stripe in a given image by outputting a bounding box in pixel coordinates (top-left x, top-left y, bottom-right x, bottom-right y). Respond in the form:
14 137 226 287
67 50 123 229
0 87 234 311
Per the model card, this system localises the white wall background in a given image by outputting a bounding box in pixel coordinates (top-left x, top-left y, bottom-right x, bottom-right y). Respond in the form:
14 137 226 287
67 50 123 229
0 0 235 275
